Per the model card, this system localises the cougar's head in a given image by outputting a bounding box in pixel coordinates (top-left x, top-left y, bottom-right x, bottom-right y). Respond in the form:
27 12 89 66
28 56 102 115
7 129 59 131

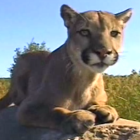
61 5 132 73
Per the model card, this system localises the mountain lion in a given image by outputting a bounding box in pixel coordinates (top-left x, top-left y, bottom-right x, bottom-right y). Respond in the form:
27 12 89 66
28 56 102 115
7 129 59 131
0 5 132 134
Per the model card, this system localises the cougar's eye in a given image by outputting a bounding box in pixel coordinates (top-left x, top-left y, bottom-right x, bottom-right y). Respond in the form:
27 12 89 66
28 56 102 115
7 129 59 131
110 31 121 37
79 29 90 36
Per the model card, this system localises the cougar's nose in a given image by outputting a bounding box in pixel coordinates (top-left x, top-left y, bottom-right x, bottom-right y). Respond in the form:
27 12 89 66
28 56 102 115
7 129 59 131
94 48 112 59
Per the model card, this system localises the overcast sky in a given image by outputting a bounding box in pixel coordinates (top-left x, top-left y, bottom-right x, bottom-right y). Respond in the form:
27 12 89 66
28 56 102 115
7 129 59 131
0 0 139 77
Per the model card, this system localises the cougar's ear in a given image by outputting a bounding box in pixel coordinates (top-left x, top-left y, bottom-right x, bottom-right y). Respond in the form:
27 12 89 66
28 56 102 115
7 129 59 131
115 8 133 27
60 4 80 28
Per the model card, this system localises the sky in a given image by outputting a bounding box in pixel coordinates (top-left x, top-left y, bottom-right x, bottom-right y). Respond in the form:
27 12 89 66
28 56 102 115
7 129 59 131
0 0 140 77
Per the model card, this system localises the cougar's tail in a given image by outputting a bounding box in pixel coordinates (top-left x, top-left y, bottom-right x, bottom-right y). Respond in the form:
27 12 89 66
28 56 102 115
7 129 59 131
0 91 12 110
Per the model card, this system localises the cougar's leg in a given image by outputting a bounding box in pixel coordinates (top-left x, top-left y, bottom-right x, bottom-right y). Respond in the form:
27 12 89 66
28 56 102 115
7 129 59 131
17 99 96 134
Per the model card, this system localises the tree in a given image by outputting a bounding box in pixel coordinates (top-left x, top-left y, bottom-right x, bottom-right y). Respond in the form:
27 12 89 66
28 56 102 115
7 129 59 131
8 39 50 76
131 69 137 75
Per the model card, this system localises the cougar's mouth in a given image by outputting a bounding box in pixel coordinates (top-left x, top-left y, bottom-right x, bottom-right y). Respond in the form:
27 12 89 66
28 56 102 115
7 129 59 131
81 48 118 67
81 49 112 73
91 62 108 67
81 50 107 67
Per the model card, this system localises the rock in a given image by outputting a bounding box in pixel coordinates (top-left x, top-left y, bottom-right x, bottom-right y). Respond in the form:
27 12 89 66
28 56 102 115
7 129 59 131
0 106 140 140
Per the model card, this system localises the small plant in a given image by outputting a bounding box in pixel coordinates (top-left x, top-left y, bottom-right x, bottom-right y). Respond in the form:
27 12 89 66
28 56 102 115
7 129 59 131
8 39 50 76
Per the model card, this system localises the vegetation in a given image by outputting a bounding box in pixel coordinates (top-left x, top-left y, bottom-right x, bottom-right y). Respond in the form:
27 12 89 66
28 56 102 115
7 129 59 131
0 71 140 122
8 39 50 76
104 71 140 121
0 78 10 99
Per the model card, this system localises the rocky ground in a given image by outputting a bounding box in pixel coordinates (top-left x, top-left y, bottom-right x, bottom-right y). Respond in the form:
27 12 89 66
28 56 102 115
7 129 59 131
61 125 140 140
0 106 140 140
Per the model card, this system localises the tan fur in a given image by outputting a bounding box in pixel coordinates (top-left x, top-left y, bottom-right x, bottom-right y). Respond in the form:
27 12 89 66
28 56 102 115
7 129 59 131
0 5 132 134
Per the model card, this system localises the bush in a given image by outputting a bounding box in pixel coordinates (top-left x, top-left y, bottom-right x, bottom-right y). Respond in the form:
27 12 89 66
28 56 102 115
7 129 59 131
8 39 50 76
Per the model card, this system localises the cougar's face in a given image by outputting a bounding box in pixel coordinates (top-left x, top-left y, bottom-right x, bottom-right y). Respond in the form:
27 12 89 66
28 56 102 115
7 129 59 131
61 5 132 73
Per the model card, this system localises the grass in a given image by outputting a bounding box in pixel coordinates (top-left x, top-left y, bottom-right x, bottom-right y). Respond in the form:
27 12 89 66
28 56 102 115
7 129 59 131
0 73 140 121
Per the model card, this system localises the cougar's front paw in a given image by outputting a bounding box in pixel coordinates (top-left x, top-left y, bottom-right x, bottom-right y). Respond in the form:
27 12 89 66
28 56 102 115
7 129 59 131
88 105 119 125
61 110 96 134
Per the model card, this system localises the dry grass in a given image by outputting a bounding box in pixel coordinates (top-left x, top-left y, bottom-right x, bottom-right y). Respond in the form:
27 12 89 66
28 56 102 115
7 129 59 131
0 74 140 121
0 79 10 99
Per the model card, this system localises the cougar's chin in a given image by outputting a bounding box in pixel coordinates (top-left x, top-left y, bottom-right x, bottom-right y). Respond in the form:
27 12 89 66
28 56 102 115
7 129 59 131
89 63 109 73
